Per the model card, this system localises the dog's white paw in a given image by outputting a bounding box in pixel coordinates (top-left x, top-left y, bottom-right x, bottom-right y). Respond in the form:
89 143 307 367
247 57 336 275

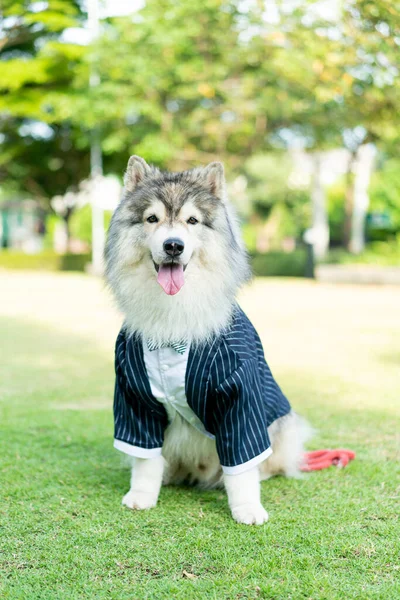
231 503 269 525
122 490 158 510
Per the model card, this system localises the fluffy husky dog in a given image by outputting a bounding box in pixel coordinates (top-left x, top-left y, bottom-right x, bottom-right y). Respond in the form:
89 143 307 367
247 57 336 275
105 156 311 525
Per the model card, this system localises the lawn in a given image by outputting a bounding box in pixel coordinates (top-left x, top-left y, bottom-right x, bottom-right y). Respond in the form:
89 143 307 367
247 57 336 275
0 271 399 600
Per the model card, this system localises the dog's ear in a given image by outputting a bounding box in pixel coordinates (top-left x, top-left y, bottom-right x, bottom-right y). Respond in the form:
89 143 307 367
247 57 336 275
202 162 226 199
124 155 151 192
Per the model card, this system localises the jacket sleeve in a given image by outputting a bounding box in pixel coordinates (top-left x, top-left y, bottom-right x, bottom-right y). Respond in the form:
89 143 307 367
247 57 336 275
113 331 168 458
213 359 273 474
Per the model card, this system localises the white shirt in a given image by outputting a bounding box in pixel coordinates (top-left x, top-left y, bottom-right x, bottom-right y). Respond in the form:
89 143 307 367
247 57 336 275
142 340 214 439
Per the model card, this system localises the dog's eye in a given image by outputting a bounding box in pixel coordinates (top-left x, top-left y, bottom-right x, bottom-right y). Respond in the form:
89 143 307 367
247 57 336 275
187 217 198 225
147 215 158 224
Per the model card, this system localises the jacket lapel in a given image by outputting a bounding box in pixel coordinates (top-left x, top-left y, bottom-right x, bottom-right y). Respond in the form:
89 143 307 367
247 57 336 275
125 332 167 418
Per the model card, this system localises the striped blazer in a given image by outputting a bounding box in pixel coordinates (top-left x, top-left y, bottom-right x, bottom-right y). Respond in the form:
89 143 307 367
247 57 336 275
113 306 291 472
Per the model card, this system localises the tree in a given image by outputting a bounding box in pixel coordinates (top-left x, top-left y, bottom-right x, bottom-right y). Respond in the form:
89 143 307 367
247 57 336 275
250 0 400 254
337 0 400 251
0 0 88 203
1 0 399 261
67 0 252 172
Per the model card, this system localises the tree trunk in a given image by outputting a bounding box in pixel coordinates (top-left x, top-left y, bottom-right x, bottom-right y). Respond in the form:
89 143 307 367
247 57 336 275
311 153 329 260
349 145 376 254
63 207 73 253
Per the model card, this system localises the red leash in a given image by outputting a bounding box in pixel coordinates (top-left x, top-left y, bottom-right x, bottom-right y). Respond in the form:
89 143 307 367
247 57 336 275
301 449 356 472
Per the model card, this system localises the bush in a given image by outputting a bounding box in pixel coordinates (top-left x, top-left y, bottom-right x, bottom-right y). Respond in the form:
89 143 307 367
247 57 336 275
250 249 307 277
321 237 400 266
0 250 91 271
59 253 91 271
0 249 308 277
369 158 400 232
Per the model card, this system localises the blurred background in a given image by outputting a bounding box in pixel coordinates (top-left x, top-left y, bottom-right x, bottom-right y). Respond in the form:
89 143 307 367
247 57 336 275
2 6 400 593
1 0 399 281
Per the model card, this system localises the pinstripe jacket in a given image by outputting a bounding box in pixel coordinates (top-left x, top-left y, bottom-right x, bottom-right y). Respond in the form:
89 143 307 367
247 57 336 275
113 306 291 472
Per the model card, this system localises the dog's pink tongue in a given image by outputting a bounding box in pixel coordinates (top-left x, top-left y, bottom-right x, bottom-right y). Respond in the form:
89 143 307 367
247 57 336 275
157 264 185 295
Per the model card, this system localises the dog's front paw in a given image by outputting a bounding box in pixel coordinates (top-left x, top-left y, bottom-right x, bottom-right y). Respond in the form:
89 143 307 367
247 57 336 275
231 503 269 525
122 489 158 510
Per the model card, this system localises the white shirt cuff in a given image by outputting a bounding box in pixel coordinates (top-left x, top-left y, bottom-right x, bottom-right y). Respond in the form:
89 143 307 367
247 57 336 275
221 447 273 475
114 439 162 458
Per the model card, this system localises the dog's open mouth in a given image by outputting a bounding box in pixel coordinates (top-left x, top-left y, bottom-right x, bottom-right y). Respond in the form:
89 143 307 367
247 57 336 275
153 261 187 296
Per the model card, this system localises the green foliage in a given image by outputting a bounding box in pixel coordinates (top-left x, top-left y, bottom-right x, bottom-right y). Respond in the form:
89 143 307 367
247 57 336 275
242 153 311 246
250 250 308 277
79 0 250 173
69 204 112 247
369 158 400 230
341 0 400 150
242 223 257 253
245 154 294 214
0 250 90 271
323 237 400 266
60 252 91 271
0 0 88 200
327 156 400 247
1 0 400 252
43 213 61 250
327 179 346 246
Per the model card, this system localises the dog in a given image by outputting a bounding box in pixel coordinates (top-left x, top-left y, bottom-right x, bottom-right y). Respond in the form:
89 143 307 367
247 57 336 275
105 156 312 525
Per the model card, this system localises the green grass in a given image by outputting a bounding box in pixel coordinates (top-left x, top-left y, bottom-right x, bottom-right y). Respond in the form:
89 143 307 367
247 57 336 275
1 272 399 599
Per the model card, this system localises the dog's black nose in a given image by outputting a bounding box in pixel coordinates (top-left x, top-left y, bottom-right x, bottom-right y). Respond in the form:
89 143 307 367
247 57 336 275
163 238 184 257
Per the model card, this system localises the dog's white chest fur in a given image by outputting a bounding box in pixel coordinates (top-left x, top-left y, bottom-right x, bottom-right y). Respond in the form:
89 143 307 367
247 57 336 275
142 340 222 488
142 341 213 438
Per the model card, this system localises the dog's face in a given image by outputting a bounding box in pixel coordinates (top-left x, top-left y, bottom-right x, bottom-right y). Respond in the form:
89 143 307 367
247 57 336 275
125 165 221 296
105 156 249 342
106 156 243 296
